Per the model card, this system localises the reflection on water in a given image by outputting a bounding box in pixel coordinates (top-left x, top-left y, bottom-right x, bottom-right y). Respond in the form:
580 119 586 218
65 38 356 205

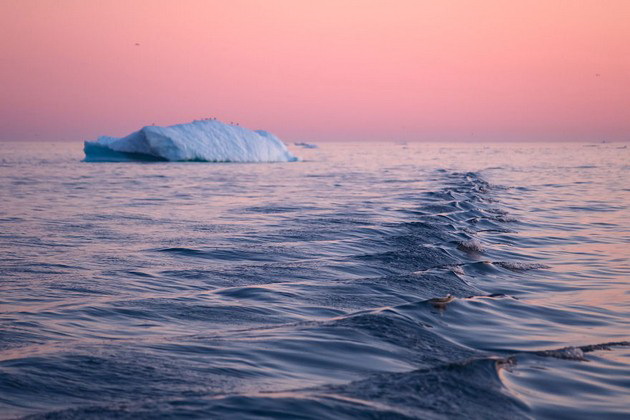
0 141 628 418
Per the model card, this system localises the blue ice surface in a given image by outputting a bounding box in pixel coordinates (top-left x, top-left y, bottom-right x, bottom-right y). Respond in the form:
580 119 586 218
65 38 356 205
84 119 299 162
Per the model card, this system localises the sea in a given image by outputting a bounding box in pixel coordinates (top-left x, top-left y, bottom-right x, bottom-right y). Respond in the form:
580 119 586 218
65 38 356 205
0 141 628 419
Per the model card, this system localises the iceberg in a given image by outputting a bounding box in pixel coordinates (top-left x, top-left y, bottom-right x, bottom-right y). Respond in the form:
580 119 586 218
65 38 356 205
83 120 299 163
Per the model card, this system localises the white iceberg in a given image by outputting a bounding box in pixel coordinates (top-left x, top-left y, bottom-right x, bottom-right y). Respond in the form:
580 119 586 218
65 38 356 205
83 120 299 162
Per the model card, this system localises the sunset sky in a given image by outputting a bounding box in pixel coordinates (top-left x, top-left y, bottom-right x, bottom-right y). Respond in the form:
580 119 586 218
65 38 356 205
1 0 629 142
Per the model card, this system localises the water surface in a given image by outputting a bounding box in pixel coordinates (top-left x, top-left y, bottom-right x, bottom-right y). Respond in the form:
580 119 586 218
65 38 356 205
0 142 628 418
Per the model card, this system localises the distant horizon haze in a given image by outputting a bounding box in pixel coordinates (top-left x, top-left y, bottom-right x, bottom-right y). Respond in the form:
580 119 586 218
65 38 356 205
1 0 629 142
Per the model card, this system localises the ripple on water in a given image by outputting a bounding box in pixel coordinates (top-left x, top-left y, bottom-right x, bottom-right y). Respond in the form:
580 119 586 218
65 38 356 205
1 143 628 418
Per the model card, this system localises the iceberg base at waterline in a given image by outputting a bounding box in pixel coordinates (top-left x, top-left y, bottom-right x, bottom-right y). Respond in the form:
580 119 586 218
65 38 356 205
83 120 299 163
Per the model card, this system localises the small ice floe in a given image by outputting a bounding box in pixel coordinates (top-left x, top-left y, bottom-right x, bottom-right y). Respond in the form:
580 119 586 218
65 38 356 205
294 142 318 149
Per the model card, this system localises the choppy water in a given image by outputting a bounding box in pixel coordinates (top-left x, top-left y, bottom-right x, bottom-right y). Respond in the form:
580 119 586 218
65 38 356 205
1 141 628 419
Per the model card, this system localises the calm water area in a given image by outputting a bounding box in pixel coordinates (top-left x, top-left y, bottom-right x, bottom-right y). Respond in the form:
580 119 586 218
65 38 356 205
0 141 628 418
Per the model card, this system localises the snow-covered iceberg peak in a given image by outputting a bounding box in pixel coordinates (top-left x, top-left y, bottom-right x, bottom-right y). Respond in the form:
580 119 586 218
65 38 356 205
83 120 299 163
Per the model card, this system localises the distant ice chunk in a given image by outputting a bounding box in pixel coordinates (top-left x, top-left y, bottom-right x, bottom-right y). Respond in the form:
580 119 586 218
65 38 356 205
84 120 299 163
294 142 318 149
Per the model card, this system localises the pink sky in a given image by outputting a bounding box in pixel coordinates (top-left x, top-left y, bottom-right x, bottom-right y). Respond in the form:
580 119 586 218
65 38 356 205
1 0 629 142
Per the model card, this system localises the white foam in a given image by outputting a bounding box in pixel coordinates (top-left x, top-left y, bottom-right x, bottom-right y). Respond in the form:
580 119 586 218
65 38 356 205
495 261 550 271
457 239 485 253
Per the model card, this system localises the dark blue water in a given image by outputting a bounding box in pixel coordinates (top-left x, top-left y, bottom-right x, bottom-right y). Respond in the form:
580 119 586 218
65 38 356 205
1 142 628 419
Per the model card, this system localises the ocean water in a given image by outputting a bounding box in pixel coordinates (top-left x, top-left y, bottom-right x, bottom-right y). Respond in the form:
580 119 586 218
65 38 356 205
0 141 628 419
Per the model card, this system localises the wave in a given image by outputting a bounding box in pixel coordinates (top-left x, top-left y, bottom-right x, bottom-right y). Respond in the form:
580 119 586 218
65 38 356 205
532 341 630 361
4 164 626 418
